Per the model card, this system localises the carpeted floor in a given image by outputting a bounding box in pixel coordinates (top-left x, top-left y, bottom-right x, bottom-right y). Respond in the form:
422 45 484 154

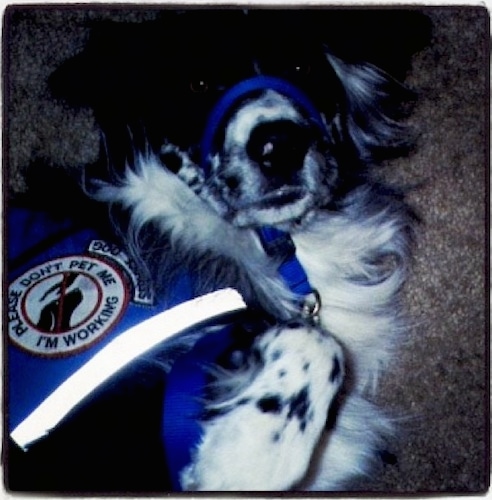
4 5 489 493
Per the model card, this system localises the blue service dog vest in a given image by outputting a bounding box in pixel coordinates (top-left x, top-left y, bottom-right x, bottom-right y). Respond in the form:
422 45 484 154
7 206 247 490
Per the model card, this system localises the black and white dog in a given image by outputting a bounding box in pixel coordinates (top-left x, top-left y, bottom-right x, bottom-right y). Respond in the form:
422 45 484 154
11 9 429 492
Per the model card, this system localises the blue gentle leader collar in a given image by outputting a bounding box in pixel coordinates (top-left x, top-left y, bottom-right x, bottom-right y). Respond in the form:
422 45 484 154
257 226 313 297
200 76 327 175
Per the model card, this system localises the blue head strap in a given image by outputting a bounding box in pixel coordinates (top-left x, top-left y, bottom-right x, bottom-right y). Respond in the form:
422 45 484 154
200 75 327 175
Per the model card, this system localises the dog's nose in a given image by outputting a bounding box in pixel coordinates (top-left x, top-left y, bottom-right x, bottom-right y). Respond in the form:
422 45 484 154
246 120 311 178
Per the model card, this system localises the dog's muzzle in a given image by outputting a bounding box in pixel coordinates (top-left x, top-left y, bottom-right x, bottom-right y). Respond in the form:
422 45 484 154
200 76 327 176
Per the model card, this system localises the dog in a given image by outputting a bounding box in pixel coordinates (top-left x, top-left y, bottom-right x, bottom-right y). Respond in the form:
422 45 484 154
8 9 428 492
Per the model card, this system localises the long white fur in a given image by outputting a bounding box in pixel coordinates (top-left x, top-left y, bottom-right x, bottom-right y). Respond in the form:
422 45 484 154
92 149 409 490
92 154 297 316
293 193 410 392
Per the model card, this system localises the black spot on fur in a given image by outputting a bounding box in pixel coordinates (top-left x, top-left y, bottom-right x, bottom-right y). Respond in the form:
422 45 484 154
325 392 342 431
257 395 283 414
271 349 283 361
303 362 310 372
224 175 240 191
287 386 310 432
159 151 183 173
278 369 287 378
272 432 281 443
330 356 342 383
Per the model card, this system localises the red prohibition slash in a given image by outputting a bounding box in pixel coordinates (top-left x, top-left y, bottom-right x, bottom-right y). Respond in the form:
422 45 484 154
21 271 103 335
55 271 70 334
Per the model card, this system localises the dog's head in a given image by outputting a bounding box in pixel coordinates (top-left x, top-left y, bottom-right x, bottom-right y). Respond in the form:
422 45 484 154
195 71 340 227
50 10 426 229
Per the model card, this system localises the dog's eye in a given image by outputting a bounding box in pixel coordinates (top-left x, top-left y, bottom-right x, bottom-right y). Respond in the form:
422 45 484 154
292 61 310 76
190 77 209 93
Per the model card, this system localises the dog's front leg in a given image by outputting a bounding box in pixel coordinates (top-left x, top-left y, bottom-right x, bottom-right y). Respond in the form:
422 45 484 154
180 323 344 491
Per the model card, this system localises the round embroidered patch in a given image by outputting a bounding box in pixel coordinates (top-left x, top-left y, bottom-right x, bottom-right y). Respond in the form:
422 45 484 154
8 255 130 356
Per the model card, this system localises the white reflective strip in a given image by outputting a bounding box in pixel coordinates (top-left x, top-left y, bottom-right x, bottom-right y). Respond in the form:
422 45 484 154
11 288 246 451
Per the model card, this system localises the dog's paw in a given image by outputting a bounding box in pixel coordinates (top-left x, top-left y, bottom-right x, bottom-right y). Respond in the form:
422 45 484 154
159 143 204 190
180 323 344 491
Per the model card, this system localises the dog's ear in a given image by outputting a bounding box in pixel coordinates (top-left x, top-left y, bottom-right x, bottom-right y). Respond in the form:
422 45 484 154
326 50 416 164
